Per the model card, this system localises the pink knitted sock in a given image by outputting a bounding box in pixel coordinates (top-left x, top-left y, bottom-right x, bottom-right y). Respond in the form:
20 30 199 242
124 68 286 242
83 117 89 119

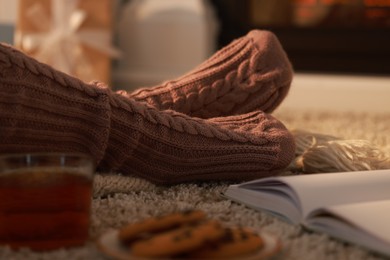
100 93 295 184
0 43 295 184
127 30 293 118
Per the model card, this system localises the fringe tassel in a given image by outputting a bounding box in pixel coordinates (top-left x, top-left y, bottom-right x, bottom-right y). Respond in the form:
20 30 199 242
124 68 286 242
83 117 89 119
289 129 390 173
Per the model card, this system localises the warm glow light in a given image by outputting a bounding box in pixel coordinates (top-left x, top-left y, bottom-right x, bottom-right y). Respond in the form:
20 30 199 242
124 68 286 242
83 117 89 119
364 0 390 6
320 0 358 5
293 0 317 5
277 0 390 27
294 0 390 5
365 8 389 18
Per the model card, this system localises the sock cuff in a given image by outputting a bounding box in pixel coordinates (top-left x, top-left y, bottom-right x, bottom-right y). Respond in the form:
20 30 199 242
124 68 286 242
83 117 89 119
0 43 111 163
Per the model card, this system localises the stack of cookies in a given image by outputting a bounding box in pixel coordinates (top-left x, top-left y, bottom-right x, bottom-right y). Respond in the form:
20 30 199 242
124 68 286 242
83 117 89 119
118 210 266 259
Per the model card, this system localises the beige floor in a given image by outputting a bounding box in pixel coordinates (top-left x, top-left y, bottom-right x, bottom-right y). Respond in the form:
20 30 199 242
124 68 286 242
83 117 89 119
2 95 390 260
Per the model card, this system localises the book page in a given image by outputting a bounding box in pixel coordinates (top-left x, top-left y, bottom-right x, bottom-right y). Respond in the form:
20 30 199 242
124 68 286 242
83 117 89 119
306 199 390 257
283 170 390 217
235 169 390 221
224 184 302 223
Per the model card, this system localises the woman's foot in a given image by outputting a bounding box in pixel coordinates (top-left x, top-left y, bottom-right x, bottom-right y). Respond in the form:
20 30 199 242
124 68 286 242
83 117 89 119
101 93 296 184
127 30 293 118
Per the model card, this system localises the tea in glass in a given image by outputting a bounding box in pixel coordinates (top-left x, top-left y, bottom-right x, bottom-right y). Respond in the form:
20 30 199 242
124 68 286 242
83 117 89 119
0 153 94 251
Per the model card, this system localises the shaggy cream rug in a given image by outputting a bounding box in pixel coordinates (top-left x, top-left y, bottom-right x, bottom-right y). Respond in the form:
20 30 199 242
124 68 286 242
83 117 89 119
1 108 389 260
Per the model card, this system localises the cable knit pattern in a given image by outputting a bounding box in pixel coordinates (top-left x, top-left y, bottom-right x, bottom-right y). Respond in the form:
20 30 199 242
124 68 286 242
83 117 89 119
128 30 293 118
100 93 295 184
106 92 269 145
0 42 295 184
0 43 111 164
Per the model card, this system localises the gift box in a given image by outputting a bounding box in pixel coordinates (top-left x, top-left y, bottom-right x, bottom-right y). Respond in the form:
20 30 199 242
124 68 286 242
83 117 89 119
14 0 119 84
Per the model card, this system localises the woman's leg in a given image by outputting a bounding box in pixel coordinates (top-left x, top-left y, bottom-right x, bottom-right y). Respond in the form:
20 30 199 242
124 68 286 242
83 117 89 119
0 43 110 163
127 30 293 118
0 43 295 184
101 92 295 184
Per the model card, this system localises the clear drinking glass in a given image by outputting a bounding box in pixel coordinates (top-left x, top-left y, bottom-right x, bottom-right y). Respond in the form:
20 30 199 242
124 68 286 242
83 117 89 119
0 153 95 251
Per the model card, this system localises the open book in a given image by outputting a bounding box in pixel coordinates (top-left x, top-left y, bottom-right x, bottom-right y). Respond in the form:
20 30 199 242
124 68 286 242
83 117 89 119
223 169 390 257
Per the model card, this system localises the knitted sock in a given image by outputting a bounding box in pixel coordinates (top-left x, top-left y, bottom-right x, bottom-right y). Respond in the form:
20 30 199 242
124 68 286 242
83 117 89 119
127 30 293 118
100 93 295 184
0 43 295 184
0 43 110 163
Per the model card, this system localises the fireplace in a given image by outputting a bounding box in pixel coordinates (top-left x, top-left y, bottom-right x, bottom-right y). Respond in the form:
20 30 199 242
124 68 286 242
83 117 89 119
209 0 390 74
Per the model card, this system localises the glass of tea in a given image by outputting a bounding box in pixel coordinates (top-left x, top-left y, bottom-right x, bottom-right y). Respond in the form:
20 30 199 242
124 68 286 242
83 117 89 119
0 153 95 251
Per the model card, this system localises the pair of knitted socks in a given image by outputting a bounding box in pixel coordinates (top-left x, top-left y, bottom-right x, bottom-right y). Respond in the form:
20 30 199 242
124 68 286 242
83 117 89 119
0 30 295 184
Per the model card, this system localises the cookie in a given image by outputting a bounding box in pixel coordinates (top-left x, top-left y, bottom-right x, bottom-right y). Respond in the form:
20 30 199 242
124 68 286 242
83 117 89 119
118 209 206 243
130 220 225 258
186 226 264 258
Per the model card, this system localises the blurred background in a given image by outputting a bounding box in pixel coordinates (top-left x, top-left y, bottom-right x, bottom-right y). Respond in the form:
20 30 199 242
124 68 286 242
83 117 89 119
1 0 389 111
211 0 390 74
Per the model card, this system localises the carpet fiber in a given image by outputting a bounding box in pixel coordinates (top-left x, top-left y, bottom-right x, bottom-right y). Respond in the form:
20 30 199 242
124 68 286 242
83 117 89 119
1 108 390 260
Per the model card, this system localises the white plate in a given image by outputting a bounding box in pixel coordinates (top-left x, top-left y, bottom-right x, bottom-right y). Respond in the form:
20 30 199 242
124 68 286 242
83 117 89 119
97 229 283 260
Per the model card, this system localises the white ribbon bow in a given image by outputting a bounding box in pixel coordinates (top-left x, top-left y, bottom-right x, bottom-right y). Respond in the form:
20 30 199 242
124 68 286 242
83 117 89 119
18 0 120 80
